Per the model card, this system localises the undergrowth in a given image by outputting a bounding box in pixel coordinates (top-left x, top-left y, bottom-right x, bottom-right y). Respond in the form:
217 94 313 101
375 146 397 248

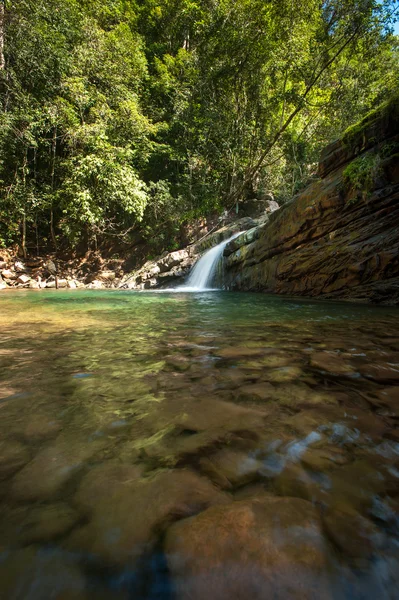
343 152 382 193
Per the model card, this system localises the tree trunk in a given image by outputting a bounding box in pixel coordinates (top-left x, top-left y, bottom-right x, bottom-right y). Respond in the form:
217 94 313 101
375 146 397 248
21 150 27 259
35 216 39 257
22 213 27 259
0 1 5 71
50 126 58 251
50 209 57 250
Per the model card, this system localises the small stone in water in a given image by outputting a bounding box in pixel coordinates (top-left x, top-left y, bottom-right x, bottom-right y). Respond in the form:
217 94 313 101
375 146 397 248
301 447 349 472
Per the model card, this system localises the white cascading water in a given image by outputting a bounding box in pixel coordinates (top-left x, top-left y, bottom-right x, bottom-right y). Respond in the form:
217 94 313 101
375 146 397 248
180 232 242 291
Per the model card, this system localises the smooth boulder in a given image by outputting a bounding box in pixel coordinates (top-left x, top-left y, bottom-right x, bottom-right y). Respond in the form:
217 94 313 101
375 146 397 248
165 496 332 600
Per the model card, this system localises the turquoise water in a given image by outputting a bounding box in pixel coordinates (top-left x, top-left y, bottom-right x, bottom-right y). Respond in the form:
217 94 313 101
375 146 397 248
0 290 398 599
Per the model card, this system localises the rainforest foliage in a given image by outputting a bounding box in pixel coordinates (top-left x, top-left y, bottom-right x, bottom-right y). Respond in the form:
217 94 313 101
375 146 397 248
0 0 398 254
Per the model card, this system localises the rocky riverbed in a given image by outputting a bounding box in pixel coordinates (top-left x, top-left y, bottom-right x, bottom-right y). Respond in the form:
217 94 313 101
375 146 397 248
0 290 398 598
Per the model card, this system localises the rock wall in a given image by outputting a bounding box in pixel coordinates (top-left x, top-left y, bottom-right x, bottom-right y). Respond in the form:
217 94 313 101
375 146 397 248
224 103 399 304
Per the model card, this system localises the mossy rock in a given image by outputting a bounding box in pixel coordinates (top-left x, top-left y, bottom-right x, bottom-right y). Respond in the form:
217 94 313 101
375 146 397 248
342 93 399 151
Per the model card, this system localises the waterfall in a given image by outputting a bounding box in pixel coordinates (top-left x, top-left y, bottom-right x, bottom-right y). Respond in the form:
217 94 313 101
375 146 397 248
180 232 242 291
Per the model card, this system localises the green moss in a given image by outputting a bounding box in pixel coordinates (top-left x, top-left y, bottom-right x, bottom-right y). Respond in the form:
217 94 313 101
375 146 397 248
343 152 382 195
380 142 399 159
342 137 398 200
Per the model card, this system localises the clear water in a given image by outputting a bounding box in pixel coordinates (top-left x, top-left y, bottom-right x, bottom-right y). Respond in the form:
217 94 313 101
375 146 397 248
0 289 398 599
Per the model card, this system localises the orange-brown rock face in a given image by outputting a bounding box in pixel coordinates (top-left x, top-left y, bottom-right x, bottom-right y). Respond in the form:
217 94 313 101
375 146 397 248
224 109 399 304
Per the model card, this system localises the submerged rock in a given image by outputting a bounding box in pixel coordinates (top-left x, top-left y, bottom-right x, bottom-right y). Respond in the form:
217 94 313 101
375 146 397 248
310 352 355 376
323 506 380 560
165 497 332 600
139 397 268 466
22 414 63 443
74 462 143 512
9 437 105 501
18 502 80 544
376 386 399 414
199 448 262 489
235 382 274 403
0 440 30 481
0 547 88 600
66 469 229 568
359 362 399 383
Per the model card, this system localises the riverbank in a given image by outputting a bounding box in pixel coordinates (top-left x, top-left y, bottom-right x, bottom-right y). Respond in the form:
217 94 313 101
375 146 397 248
0 216 263 292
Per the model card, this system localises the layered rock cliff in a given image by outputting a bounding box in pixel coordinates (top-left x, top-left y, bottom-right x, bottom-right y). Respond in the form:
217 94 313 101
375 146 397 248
224 99 399 304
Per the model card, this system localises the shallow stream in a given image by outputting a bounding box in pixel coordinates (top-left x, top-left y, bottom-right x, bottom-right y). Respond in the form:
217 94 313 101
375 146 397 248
0 290 398 599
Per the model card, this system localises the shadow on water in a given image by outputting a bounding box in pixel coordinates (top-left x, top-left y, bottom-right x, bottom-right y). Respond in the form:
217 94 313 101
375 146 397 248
0 289 398 598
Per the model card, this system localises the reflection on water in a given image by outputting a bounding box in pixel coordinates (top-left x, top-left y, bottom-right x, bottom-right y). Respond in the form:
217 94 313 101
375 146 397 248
0 289 398 599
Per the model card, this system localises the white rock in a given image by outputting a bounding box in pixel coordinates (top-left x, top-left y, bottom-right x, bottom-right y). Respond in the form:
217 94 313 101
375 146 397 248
0 279 7 290
99 271 116 281
39 281 47 289
158 249 189 272
14 261 27 273
29 280 40 289
46 281 56 288
2 269 16 280
143 278 157 289
88 280 104 289
75 281 85 288
16 274 31 284
149 265 161 277
67 280 77 289
57 279 68 288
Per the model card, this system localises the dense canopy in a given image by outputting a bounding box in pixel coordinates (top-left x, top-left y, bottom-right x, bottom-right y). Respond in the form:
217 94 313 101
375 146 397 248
0 0 398 255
